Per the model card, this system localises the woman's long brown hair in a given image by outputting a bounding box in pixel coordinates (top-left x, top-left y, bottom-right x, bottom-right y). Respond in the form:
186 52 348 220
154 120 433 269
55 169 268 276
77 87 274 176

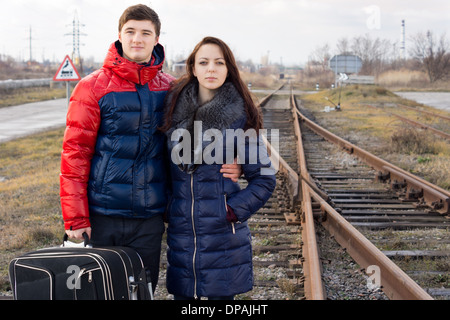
161 36 262 133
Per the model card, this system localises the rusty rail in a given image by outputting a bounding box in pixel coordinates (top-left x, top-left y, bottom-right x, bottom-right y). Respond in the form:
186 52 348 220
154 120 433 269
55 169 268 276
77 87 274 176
258 83 284 107
307 186 434 300
390 112 450 141
290 92 435 300
262 85 325 300
267 131 325 300
290 88 326 300
366 104 450 140
396 103 450 122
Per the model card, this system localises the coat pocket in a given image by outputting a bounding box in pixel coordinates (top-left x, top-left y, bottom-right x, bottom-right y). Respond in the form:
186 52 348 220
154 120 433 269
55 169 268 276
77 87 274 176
223 193 236 235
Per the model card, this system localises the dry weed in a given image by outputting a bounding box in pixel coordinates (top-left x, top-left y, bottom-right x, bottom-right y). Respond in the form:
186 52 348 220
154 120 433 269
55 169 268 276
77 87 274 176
377 69 429 89
389 127 439 154
0 128 65 291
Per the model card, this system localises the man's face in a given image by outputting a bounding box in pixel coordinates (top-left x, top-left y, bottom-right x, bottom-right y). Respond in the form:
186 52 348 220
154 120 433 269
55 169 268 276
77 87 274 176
119 19 159 64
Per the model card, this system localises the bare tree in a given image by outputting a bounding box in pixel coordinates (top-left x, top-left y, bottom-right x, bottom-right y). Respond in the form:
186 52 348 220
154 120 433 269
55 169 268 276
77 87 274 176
410 30 450 83
351 33 392 75
308 43 331 71
336 37 351 55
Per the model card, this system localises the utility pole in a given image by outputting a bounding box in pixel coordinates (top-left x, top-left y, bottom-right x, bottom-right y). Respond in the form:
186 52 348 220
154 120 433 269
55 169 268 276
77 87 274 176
400 20 406 60
28 26 33 63
65 11 86 74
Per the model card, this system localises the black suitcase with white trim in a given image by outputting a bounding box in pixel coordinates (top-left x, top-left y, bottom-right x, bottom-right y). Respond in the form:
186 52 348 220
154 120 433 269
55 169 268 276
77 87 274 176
8 234 153 300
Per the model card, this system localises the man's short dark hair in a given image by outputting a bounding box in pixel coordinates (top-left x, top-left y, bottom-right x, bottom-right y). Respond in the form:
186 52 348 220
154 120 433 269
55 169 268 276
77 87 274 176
118 4 161 36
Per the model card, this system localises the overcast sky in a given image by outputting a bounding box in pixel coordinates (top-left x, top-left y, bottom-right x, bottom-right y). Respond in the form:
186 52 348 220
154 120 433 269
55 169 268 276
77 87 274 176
1 0 449 66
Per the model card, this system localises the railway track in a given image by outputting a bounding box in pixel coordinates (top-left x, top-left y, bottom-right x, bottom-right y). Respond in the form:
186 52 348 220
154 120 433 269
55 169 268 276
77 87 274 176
245 87 304 300
155 84 449 300
293 91 449 300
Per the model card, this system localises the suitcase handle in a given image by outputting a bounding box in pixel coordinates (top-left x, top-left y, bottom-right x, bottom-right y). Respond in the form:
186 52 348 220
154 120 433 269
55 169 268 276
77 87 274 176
62 232 91 248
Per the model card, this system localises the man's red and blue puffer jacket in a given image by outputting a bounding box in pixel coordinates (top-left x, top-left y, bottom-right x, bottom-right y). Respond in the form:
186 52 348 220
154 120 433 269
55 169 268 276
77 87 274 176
60 40 175 231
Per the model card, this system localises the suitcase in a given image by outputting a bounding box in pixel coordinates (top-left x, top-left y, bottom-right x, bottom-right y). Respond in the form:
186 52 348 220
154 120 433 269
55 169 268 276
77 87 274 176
8 233 153 300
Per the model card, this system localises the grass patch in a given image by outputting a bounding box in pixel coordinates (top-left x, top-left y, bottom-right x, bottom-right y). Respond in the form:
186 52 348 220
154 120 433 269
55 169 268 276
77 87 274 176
0 86 67 108
0 127 65 292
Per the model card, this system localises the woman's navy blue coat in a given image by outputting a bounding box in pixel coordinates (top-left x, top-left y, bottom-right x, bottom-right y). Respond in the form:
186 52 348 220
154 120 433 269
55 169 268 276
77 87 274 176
164 82 276 298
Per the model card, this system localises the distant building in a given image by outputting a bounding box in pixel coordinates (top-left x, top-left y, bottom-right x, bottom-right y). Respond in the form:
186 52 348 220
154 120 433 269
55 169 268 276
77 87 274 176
172 60 186 75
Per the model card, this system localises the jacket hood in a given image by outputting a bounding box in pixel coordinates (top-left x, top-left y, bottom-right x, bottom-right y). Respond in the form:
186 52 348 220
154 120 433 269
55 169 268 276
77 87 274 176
103 40 166 85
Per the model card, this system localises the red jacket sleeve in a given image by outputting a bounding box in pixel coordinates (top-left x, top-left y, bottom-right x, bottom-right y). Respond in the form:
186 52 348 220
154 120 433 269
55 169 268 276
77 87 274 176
60 78 101 230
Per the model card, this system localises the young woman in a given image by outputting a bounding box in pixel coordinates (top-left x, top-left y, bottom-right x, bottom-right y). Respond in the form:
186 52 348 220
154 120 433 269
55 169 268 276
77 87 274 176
161 37 276 300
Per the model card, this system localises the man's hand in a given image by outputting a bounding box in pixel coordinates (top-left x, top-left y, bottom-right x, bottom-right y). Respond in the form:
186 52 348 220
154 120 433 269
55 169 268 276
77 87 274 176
220 159 242 182
65 227 92 241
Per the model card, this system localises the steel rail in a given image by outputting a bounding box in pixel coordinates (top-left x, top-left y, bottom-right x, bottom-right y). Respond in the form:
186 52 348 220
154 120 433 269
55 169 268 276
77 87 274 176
396 103 450 122
367 104 450 137
266 128 324 299
258 83 285 107
259 84 298 205
261 134 299 206
289 88 326 300
307 185 434 300
290 92 435 300
261 85 325 300
293 98 450 215
390 112 450 140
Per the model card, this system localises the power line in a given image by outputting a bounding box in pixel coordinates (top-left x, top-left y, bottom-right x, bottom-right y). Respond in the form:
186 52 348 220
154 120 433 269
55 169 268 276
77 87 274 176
65 10 86 72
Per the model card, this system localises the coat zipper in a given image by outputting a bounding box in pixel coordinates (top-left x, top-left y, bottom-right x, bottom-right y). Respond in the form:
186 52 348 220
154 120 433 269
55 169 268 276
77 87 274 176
191 174 198 299
133 83 145 215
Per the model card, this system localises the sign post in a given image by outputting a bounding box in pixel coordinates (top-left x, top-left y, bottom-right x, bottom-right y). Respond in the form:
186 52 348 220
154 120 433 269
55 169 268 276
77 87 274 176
329 55 362 88
53 55 81 106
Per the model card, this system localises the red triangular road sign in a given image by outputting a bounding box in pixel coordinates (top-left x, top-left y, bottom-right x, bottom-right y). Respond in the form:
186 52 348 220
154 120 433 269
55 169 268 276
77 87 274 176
53 55 81 81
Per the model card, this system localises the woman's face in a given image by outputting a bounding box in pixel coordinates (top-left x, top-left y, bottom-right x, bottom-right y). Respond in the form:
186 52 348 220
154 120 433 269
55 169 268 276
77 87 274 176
193 44 228 96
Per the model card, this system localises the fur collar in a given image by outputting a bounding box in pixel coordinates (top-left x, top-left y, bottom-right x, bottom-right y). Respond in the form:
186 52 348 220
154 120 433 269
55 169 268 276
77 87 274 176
167 81 245 133
165 81 246 173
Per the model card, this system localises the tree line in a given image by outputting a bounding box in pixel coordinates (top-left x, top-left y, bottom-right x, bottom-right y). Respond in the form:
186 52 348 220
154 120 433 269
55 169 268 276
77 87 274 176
308 30 450 83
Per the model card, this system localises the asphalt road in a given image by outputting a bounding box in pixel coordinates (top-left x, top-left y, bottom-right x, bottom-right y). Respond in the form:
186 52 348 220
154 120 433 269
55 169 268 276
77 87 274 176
0 99 67 144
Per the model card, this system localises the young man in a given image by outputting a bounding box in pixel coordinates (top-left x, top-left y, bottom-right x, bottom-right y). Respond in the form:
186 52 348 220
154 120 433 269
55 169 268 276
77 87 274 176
60 4 240 294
